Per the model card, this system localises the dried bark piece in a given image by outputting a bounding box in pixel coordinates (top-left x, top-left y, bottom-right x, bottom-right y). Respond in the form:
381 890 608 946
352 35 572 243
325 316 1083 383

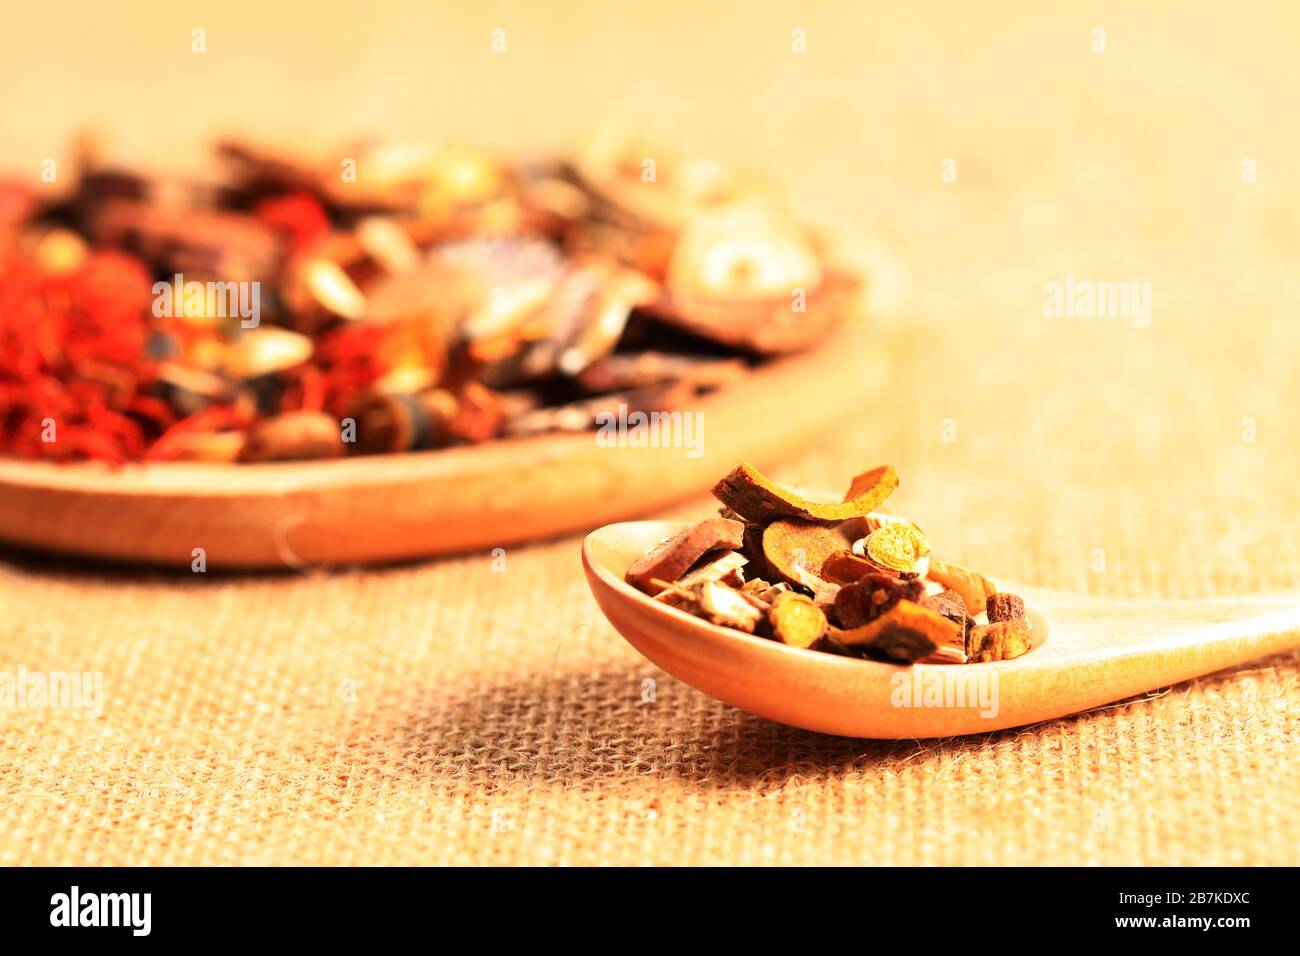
833 572 925 628
767 592 828 649
985 592 1026 623
919 589 970 663
696 580 764 633
830 599 964 664
761 519 845 592
625 518 745 592
928 557 997 616
712 462 899 525
921 589 969 631
820 550 877 585
675 550 748 590
968 619 1032 662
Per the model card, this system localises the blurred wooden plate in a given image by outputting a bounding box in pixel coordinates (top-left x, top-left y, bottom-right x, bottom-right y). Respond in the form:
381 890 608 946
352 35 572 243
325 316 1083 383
0 313 880 568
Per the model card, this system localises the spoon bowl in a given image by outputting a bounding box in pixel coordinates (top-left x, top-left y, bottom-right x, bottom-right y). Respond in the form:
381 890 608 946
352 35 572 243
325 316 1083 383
583 520 1300 738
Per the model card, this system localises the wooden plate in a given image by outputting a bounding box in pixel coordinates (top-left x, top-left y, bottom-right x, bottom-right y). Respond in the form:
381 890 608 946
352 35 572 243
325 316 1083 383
0 313 880 568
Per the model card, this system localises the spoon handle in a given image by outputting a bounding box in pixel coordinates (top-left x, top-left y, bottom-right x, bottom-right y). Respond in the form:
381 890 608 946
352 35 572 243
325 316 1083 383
1011 590 1300 719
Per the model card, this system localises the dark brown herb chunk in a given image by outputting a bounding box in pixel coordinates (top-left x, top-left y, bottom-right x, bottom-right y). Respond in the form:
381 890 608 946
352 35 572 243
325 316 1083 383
833 572 924 628
831 599 965 663
985 592 1026 623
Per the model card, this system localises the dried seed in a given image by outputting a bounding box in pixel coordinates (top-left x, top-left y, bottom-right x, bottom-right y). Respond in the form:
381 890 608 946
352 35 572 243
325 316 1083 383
625 518 746 593
712 462 899 525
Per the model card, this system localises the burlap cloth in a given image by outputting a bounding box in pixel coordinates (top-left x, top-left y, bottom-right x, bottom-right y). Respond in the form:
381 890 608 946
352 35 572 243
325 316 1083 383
1 3 1297 865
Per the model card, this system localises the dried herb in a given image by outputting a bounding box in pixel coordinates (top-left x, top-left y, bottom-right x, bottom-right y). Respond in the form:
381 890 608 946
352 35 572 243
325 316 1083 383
760 518 845 592
767 592 828 649
625 518 745 592
985 592 1026 623
0 135 856 464
712 462 899 525
968 619 1032 662
625 461 1034 669
834 572 925 628
927 557 997 616
830 599 965 663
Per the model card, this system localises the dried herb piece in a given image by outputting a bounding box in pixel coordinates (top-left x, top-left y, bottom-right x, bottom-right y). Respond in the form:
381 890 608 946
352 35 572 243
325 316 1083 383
240 411 344 462
625 518 745 592
761 519 844 594
712 462 899 526
985 592 1025 623
919 589 971 663
820 549 878 585
928 557 997 616
863 522 931 575
833 572 925 628
921 589 969 630
968 619 1032 662
696 580 764 632
831 599 964 663
675 550 748 590
767 592 828 649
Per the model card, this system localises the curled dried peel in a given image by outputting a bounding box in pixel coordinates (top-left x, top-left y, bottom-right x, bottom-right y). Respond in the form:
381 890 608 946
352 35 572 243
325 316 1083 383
711 462 899 525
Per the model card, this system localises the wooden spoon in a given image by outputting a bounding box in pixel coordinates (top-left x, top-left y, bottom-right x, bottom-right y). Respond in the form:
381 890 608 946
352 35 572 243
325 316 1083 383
583 520 1300 738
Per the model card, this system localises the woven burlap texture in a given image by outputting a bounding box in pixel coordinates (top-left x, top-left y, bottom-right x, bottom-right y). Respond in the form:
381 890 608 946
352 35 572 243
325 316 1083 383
2 2 1298 865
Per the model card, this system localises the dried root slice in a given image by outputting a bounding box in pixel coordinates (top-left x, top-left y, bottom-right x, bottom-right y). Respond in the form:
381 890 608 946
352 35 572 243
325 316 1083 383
625 518 744 592
761 519 845 593
863 522 931 575
968 619 1032 662
985 592 1026 623
696 580 765 633
712 462 899 526
833 573 924 628
831 599 964 664
767 592 828 649
927 557 997 616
